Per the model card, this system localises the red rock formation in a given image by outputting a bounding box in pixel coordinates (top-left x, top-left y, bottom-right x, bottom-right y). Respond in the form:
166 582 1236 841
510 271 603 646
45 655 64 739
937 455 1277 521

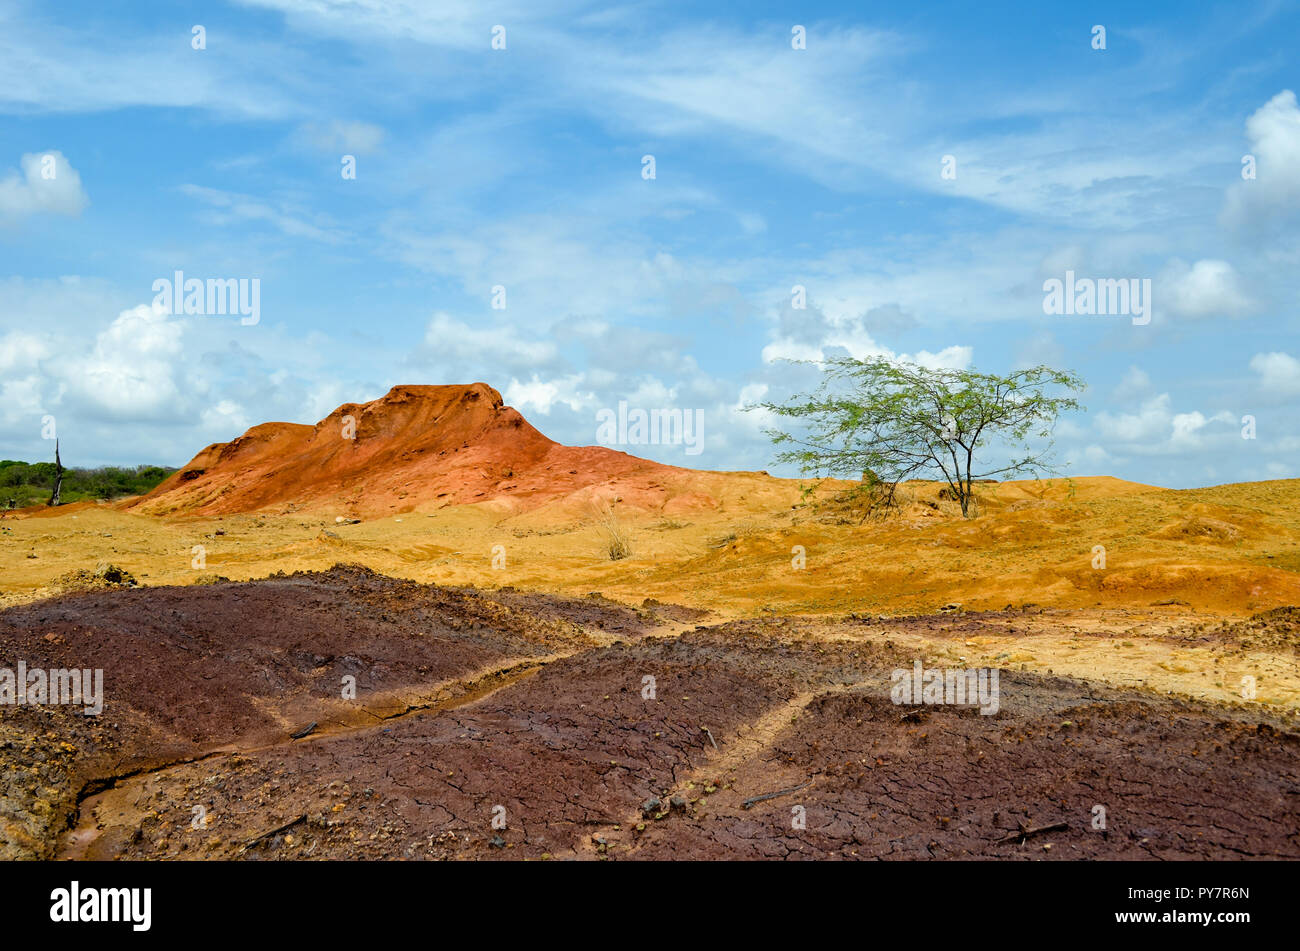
132 383 700 517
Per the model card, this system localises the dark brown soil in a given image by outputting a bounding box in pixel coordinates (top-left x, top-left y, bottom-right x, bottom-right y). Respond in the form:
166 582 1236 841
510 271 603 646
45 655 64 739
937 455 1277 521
0 568 1295 860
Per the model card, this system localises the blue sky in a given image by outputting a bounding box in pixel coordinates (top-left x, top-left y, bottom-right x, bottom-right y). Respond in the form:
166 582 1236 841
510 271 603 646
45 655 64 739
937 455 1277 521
1 0 1297 488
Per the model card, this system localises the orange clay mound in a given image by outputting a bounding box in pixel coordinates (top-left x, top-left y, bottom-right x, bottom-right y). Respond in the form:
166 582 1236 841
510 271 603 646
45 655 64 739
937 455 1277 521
130 383 736 518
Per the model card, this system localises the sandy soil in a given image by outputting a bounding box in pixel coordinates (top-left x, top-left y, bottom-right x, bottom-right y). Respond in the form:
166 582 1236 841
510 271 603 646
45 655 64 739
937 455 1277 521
0 568 1293 861
3 475 1299 709
2 471 1298 860
5 476 1300 614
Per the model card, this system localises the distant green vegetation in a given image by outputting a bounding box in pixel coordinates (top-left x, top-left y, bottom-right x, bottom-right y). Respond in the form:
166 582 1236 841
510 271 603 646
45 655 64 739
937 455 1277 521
0 460 175 508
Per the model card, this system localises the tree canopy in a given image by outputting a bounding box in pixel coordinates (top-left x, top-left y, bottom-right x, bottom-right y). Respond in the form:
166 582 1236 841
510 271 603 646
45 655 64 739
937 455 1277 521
751 357 1086 517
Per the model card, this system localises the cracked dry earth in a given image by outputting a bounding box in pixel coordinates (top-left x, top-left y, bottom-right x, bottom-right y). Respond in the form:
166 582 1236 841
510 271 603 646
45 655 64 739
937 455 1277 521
0 567 1296 861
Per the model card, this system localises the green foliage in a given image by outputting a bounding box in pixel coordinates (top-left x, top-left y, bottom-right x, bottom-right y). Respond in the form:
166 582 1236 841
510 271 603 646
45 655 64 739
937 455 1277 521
0 459 175 508
750 357 1086 518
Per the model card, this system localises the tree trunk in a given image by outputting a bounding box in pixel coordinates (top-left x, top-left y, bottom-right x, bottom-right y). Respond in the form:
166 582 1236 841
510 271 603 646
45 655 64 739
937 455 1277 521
48 439 63 507
963 447 975 518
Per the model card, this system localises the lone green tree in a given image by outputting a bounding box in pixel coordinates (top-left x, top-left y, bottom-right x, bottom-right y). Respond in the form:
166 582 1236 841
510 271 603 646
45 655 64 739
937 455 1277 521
752 358 1085 518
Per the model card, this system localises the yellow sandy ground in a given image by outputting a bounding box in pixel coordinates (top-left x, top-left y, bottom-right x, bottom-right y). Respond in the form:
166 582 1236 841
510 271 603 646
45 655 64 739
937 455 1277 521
2 475 1298 718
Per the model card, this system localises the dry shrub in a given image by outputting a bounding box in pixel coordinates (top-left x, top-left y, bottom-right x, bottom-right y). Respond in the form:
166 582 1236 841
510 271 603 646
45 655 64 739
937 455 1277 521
590 499 632 561
707 520 763 548
55 563 137 592
1154 517 1240 543
796 476 905 525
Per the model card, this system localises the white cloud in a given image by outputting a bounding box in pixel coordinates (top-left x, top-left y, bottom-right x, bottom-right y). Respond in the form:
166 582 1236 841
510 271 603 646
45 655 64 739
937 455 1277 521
200 399 252 434
235 0 581 50
1249 351 1300 395
735 381 768 408
621 378 678 408
912 346 974 370
1112 366 1152 401
762 323 971 371
1171 411 1216 445
0 15 300 118
1160 258 1254 320
179 184 345 243
1222 90 1300 233
0 331 49 428
0 331 51 372
733 381 775 431
66 305 187 419
0 282 386 466
0 375 44 421
1081 444 1113 466
1095 393 1236 454
1096 393 1174 443
503 374 591 416
390 214 704 328
424 312 559 373
298 119 385 154
0 151 87 221
0 303 194 430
